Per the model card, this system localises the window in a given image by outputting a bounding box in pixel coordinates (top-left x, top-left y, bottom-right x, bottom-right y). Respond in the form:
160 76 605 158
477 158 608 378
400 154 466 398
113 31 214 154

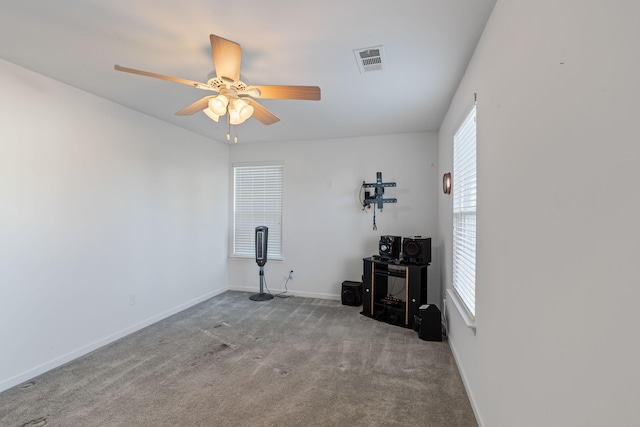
453 104 477 317
233 163 283 260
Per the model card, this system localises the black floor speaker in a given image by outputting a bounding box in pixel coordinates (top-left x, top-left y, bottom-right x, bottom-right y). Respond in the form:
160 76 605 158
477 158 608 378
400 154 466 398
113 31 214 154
417 305 442 341
341 281 363 306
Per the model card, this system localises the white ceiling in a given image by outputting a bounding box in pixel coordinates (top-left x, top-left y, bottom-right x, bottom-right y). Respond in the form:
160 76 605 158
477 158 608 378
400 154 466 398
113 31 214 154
0 0 496 144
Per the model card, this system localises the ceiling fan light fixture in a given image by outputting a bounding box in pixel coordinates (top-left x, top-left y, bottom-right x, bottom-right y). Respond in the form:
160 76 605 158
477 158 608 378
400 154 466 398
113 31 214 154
234 98 254 122
202 107 220 122
228 105 241 125
209 94 229 116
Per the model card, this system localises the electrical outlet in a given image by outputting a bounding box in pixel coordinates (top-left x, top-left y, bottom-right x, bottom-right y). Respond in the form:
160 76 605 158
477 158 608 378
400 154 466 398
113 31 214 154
129 293 137 306
288 270 294 280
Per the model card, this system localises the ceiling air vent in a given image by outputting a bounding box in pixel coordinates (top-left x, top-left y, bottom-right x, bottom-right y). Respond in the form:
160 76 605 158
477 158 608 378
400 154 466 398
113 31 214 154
354 45 386 73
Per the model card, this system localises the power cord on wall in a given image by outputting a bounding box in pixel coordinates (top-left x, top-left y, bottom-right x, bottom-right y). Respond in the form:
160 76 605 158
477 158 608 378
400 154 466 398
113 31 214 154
441 298 449 339
275 276 292 298
263 271 293 299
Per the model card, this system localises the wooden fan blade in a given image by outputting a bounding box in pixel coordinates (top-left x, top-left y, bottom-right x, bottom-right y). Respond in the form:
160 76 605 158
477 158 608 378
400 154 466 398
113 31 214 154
114 65 208 89
210 34 242 83
175 96 216 116
247 85 321 100
246 99 280 125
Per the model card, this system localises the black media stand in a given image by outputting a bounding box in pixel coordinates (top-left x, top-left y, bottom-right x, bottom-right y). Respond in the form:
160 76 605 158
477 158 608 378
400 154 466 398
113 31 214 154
361 257 428 329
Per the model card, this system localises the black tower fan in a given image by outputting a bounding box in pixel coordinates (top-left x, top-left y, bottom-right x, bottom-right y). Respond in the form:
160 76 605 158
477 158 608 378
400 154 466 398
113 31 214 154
250 226 273 301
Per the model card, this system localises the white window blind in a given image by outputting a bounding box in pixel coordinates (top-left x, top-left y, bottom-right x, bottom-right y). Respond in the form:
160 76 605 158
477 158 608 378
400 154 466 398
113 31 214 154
453 105 477 317
233 164 283 259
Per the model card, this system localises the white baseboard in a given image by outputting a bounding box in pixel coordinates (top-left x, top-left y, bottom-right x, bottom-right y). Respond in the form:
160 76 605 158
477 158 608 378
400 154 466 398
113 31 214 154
228 285 341 301
0 287 227 393
446 295 484 427
448 340 484 427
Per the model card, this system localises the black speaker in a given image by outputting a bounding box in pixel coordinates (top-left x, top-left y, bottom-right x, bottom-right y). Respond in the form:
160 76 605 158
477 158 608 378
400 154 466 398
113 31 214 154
407 264 428 327
417 305 442 341
402 237 431 265
379 235 401 260
341 281 363 306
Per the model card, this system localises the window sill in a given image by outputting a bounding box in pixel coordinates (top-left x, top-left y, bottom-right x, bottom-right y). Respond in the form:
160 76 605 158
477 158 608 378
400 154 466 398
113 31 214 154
446 288 476 335
229 255 284 262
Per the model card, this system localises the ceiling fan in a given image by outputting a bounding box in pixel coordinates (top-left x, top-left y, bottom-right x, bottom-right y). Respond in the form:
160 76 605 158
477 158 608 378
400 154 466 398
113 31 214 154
115 34 321 142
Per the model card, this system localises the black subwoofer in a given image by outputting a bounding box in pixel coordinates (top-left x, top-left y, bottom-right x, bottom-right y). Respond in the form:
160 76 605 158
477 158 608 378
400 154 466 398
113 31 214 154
402 237 432 265
341 281 363 306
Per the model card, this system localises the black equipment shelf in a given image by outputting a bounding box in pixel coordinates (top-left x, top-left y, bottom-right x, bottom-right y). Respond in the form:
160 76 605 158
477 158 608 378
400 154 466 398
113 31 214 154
361 257 428 329
374 269 405 278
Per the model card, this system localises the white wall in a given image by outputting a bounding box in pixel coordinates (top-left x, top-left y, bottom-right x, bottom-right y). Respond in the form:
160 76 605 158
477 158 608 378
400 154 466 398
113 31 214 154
439 1 640 426
0 59 229 392
229 133 440 302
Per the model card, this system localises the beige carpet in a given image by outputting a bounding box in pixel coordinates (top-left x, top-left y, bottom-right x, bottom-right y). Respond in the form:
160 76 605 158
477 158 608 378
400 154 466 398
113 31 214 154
0 291 477 426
